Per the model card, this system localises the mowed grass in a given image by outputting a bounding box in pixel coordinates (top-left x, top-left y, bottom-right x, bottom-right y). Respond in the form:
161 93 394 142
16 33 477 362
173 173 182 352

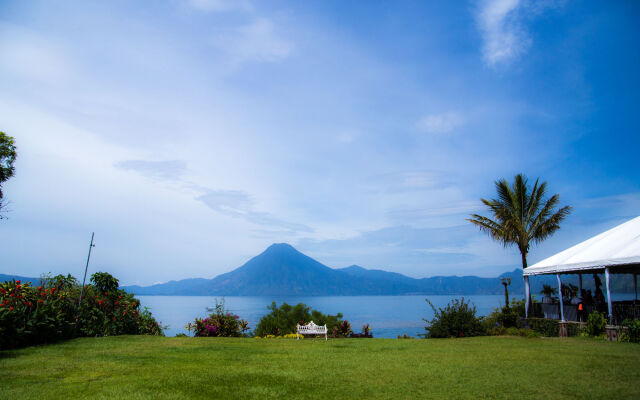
2 336 640 399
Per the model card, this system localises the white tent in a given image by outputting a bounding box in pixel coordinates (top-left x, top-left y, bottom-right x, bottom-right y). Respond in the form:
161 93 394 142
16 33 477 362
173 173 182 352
524 216 640 276
522 216 640 322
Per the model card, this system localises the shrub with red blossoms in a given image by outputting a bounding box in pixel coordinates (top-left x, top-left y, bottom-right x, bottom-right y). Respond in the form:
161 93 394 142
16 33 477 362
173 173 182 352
0 272 164 350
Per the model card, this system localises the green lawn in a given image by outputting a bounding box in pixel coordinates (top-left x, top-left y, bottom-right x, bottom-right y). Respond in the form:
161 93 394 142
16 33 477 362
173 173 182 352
2 336 639 399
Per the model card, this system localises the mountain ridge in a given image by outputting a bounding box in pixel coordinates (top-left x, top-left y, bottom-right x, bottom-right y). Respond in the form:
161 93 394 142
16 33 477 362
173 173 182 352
122 243 525 296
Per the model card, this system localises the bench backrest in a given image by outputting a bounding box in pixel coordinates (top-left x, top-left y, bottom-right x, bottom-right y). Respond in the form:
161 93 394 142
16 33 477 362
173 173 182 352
296 321 327 334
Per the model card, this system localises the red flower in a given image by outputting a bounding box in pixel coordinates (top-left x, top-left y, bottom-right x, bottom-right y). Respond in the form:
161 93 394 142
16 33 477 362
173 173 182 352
16 280 20 284
17 284 21 289
104 292 108 296
51 287 56 292
37 286 42 291
39 299 43 304
113 316 116 321
9 306 13 310
99 300 104 305
123 311 127 315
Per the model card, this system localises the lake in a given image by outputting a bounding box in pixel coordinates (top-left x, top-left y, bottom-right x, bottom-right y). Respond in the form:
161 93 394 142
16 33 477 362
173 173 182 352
138 295 516 338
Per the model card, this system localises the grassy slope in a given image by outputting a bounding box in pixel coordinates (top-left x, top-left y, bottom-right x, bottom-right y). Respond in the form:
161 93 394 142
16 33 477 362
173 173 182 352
1 336 639 399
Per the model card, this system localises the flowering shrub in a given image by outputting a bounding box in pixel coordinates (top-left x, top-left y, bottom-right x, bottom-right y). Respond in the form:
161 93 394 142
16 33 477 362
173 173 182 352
0 272 163 350
189 299 249 337
253 333 303 339
397 334 415 339
331 320 352 338
350 324 373 338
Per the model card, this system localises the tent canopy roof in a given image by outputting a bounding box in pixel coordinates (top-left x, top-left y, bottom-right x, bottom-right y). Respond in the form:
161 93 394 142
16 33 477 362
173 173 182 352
524 216 640 276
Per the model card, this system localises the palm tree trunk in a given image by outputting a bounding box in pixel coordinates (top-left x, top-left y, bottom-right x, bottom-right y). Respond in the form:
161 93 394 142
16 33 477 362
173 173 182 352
520 250 532 317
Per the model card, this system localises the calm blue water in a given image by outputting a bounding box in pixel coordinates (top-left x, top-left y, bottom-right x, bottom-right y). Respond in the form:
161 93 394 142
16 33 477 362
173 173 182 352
137 295 517 338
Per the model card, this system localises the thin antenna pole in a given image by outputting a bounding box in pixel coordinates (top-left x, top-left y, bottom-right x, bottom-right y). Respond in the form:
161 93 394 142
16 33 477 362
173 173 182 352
79 232 95 303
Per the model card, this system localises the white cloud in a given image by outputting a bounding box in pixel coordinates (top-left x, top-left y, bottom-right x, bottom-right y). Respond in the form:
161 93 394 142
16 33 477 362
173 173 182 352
416 111 464 134
197 189 313 234
211 18 294 64
476 0 526 66
475 0 564 67
114 160 187 181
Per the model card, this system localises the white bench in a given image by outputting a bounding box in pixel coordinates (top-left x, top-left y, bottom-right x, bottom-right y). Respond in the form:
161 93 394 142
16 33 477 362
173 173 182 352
296 321 328 340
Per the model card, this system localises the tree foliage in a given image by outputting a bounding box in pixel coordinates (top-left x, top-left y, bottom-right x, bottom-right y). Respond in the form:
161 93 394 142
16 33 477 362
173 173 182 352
254 302 343 337
467 174 572 269
0 132 17 218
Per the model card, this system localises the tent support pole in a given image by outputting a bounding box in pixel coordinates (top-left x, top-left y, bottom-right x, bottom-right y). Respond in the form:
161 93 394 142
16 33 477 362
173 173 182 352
605 267 613 325
524 275 530 319
557 274 565 322
634 273 638 305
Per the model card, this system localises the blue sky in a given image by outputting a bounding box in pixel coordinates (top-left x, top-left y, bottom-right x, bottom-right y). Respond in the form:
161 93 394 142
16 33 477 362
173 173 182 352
1 0 639 285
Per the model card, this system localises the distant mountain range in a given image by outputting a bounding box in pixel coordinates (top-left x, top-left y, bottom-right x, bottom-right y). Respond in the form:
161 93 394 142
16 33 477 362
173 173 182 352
122 243 525 296
4 243 635 296
0 274 46 286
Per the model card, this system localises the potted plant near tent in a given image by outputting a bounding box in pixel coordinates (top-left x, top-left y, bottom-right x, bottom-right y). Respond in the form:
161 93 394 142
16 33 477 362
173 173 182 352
541 284 557 304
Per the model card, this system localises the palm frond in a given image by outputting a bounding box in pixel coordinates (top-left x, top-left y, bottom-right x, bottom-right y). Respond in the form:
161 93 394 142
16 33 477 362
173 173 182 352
467 214 511 246
469 173 572 267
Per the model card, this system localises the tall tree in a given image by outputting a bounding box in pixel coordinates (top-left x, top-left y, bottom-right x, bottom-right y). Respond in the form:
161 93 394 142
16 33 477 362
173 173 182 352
468 174 572 270
0 132 17 218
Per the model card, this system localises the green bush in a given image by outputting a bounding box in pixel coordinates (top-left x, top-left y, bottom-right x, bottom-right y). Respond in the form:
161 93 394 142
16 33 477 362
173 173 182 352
585 311 607 337
525 318 559 337
522 318 582 337
189 299 249 337
423 298 483 338
622 319 640 343
496 306 521 328
503 327 539 338
482 297 527 335
254 302 343 337
89 272 119 294
0 272 163 350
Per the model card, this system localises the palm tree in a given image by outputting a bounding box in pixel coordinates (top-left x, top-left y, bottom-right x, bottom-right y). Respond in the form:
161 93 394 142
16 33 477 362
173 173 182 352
468 174 572 270
501 277 511 307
